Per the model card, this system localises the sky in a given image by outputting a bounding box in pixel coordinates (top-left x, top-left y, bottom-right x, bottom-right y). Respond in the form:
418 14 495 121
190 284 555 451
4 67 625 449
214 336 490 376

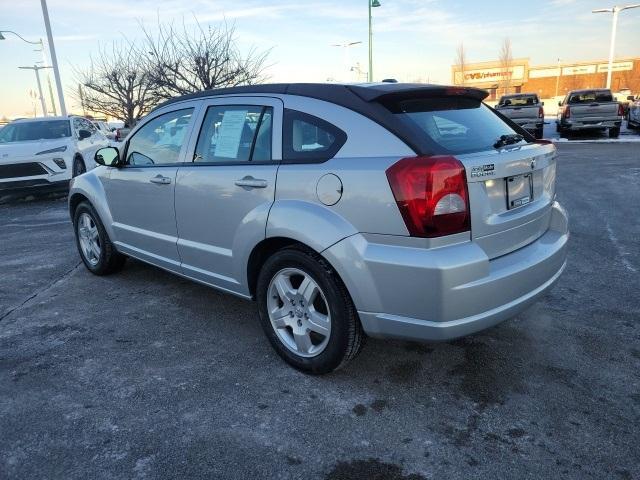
0 0 639 117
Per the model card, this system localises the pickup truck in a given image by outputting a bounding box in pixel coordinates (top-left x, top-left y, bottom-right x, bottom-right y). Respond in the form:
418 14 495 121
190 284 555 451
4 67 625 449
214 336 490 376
495 93 545 139
556 89 623 138
627 95 640 131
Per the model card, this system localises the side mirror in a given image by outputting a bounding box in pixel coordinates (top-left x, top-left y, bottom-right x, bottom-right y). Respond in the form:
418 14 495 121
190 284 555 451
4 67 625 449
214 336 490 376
541 101 545 106
95 147 121 167
78 129 91 140
558 101 562 107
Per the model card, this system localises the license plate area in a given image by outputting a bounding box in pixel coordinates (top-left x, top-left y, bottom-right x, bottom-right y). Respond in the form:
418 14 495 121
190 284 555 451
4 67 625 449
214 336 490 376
506 173 533 209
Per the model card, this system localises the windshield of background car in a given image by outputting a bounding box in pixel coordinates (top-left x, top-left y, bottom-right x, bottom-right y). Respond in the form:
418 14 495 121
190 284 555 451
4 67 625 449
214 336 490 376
388 97 525 154
499 95 538 106
0 120 71 143
568 91 613 103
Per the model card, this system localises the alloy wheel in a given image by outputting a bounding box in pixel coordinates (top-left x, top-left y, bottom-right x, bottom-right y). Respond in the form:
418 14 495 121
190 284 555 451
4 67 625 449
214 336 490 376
77 212 101 266
267 268 331 358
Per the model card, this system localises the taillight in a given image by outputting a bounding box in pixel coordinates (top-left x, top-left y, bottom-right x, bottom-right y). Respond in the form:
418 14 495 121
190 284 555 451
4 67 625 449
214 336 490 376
386 156 470 238
538 107 544 118
618 103 624 116
564 106 571 119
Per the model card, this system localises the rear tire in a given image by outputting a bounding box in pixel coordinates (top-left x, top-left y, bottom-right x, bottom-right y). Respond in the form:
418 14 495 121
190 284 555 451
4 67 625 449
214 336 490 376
609 127 620 138
256 246 364 374
534 127 543 140
73 201 126 275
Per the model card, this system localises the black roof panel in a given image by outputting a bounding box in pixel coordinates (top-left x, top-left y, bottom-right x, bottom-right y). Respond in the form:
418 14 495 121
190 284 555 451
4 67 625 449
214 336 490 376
151 83 489 155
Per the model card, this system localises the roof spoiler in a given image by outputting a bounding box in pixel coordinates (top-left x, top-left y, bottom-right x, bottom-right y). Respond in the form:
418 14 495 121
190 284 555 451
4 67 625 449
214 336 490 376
348 84 489 103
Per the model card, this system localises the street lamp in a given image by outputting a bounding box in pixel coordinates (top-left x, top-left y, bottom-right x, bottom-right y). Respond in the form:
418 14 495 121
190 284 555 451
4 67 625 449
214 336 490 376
592 4 640 89
368 0 381 82
331 41 362 81
0 30 58 116
0 31 52 116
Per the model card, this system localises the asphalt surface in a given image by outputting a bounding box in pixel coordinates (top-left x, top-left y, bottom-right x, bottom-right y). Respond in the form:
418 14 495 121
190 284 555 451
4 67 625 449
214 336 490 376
1 143 639 480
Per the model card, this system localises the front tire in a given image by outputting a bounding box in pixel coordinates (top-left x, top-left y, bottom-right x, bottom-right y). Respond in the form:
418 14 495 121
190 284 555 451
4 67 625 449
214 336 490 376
72 156 86 177
609 127 620 138
73 201 126 275
256 246 364 374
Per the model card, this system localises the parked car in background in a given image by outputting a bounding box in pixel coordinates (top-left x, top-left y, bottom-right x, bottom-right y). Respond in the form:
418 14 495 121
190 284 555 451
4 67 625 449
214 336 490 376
627 95 640 131
114 126 131 142
556 89 623 138
0 115 109 194
93 120 116 140
69 83 568 373
495 93 545 139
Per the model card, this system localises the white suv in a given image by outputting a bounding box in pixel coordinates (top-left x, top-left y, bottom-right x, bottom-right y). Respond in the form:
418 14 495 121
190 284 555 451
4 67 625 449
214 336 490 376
0 116 109 195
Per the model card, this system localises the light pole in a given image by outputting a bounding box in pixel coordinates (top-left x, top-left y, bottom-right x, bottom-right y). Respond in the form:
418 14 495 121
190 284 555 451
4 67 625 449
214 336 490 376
368 0 381 82
554 58 562 98
331 41 362 81
18 65 51 116
40 0 67 116
592 4 640 89
0 30 57 115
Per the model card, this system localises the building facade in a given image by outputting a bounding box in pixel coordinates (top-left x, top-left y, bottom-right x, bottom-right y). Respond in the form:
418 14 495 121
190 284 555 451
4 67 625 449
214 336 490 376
452 57 640 100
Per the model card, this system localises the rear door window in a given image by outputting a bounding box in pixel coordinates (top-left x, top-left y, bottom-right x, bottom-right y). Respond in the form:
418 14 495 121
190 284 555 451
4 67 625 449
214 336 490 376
386 97 525 155
194 105 272 163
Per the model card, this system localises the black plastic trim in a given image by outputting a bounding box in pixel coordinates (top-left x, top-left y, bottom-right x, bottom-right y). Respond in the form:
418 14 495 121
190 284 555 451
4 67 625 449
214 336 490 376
282 109 347 163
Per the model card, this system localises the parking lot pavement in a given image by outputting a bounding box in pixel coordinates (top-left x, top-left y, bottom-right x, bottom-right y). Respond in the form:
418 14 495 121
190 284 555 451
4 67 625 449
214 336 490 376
542 116 640 142
1 143 639 480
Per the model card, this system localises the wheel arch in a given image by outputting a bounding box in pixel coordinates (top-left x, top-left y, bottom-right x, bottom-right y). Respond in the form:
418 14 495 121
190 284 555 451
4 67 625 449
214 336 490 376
246 237 311 299
68 173 116 241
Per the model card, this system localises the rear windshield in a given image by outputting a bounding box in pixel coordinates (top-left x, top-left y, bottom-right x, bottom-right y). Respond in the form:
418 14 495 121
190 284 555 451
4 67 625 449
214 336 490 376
387 97 525 155
499 95 538 107
0 120 71 143
568 91 613 104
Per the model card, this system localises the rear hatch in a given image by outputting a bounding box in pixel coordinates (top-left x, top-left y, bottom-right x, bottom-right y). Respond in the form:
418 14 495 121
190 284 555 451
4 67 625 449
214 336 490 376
372 88 557 259
567 90 620 121
499 105 539 122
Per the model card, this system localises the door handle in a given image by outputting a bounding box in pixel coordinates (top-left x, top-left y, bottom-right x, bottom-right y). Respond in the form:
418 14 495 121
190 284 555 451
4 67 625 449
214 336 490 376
150 175 172 185
235 176 268 189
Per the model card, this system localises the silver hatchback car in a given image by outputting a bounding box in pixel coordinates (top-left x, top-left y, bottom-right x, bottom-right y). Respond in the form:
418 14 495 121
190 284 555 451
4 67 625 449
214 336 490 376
69 83 568 373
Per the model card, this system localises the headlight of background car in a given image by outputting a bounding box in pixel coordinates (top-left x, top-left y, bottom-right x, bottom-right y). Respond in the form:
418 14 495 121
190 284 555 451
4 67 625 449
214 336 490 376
35 145 68 155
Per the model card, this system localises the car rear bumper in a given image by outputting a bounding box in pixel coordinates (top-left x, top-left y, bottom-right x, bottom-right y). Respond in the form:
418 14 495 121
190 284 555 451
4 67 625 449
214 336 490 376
323 201 569 342
514 120 543 131
559 119 622 130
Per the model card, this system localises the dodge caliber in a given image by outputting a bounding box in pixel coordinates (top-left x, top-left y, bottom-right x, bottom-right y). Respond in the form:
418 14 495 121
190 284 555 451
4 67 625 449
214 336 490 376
68 83 569 373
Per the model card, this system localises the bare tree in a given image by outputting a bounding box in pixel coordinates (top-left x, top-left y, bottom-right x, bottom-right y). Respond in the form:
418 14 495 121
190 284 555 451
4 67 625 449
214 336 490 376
498 38 513 94
455 43 466 86
140 20 271 99
74 42 160 126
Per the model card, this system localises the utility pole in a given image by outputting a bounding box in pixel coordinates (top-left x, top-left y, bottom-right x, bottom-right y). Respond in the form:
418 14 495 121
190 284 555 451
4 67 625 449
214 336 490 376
37 38 57 115
40 0 67 115
592 4 640 89
19 65 50 116
554 58 562 98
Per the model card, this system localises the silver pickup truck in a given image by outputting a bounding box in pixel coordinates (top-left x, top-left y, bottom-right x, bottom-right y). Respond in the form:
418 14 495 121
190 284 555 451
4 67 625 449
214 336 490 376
556 89 623 138
495 93 545 139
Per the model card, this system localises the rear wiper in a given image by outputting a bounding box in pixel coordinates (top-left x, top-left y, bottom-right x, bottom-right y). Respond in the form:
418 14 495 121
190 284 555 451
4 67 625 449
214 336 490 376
493 134 524 149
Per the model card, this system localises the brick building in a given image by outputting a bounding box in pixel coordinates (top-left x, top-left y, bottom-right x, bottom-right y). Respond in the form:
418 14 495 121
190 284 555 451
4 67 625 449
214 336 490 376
452 57 640 100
